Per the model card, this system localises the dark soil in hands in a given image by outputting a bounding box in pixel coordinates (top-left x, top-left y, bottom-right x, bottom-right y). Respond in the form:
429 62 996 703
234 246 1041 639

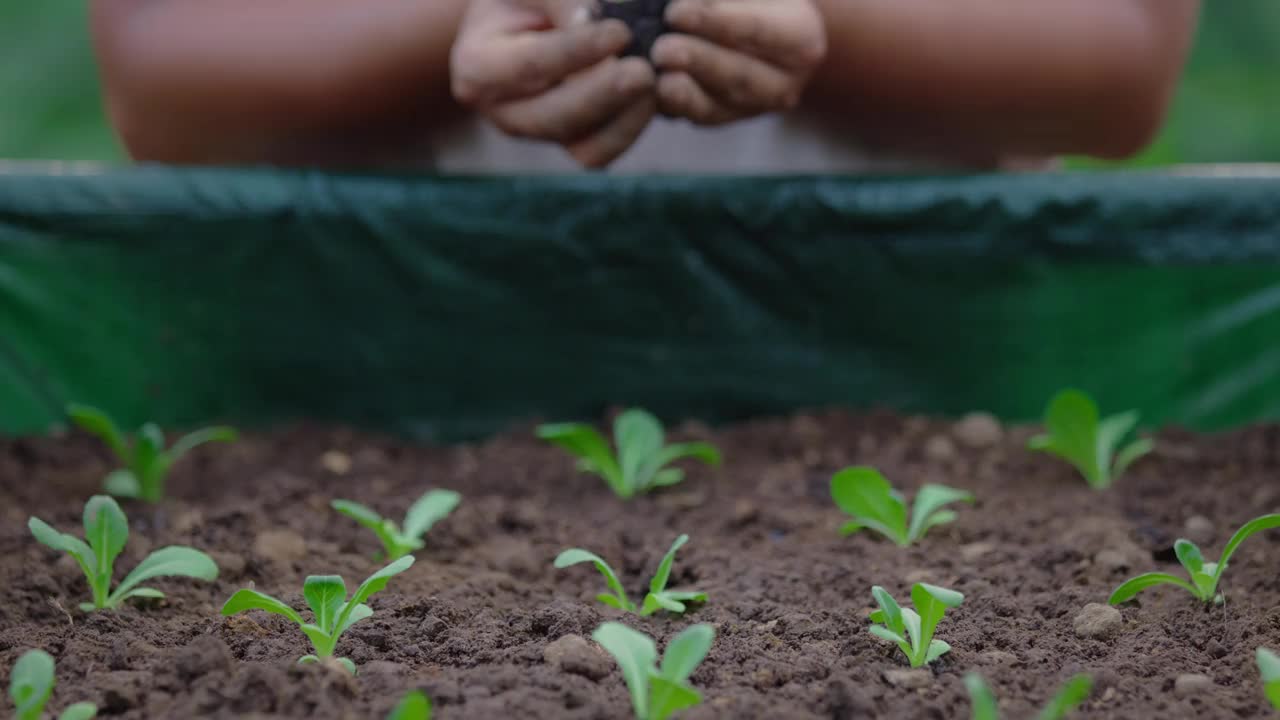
2 411 1279 718
599 0 669 59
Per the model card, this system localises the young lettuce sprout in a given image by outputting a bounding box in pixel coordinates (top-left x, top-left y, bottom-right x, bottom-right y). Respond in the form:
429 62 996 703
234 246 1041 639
593 622 715 720
537 409 720 498
220 556 414 674
8 650 98 720
830 467 973 546
28 495 219 612
965 673 1092 720
555 535 706 615
1027 389 1152 490
868 583 964 668
386 690 432 720
67 403 236 503
1257 648 1280 710
1109 513 1280 605
331 489 461 561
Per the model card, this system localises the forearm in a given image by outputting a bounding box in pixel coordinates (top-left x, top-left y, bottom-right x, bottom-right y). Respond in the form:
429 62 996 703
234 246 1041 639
92 0 467 165
809 0 1199 161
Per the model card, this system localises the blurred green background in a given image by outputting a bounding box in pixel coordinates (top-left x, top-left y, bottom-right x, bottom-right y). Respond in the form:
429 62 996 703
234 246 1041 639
0 2 1276 165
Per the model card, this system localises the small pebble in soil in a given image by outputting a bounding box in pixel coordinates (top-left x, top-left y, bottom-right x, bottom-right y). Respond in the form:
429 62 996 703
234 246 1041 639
959 542 996 563
978 650 1019 666
924 435 956 462
1093 549 1131 573
253 529 308 566
543 634 611 681
1183 515 1215 545
953 412 1003 448
1074 603 1123 640
320 449 352 475
882 668 932 689
1174 673 1214 698
210 551 247 578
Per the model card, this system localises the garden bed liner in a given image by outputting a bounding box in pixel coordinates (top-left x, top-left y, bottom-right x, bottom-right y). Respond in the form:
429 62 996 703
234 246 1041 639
2 410 1278 718
6 166 1280 439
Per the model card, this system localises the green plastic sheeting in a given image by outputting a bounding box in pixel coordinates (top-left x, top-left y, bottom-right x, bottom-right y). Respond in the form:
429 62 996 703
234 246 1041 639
3 164 1280 440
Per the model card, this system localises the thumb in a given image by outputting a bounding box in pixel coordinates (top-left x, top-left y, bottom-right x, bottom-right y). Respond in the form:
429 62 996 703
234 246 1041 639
544 0 597 26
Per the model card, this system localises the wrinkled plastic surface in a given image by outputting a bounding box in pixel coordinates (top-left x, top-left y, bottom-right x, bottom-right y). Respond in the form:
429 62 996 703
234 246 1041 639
3 165 1280 439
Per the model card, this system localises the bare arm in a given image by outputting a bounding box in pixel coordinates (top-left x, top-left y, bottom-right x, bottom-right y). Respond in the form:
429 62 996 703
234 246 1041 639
92 0 467 165
809 0 1201 161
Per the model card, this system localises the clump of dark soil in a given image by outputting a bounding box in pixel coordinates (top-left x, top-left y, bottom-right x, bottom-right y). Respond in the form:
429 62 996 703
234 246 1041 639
599 0 669 59
2 410 1279 718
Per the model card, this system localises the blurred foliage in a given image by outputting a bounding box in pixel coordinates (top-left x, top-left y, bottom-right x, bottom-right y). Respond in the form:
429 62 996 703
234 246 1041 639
0 2 1277 165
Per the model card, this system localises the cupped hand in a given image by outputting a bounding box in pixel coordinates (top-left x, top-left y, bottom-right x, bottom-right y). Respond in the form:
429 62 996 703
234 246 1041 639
652 0 827 125
450 0 658 168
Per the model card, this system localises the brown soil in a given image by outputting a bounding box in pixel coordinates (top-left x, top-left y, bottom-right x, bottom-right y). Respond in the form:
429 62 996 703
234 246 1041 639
2 411 1279 719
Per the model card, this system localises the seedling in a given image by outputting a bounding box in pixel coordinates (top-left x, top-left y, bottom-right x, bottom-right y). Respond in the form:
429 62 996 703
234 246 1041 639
1027 389 1152 490
1257 648 1280 710
1109 513 1280 605
28 495 219 612
593 622 714 720
221 556 414 674
332 489 461 561
67 403 236 502
555 534 706 615
8 649 98 720
830 466 973 546
386 690 432 720
868 583 963 667
965 673 1092 720
537 409 720 498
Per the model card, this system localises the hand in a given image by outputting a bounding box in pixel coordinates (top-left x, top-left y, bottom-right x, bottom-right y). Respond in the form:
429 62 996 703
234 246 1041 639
451 0 658 168
652 0 827 125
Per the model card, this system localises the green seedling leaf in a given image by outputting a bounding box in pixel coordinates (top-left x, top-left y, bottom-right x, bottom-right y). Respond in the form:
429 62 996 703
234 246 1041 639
66 404 129 460
537 423 625 495
221 589 305 624
304 576 348 632
10 649 54 720
58 701 99 720
8 649 97 720
1028 389 1152 489
386 690 432 720
869 584 962 667
659 624 714 684
593 621 714 720
103 470 141 498
108 546 219 606
908 485 975 542
539 409 719 499
66 403 236 503
556 549 633 612
964 674 999 720
30 496 215 611
647 675 700 720
222 557 412 672
1037 674 1093 720
83 495 128 607
1108 572 1202 604
966 673 1092 720
333 489 461 561
832 467 970 546
1257 648 1280 710
1111 513 1280 605
831 467 908 544
558 536 705 616
402 490 462 540
649 535 687 595
169 426 238 461
593 622 658 720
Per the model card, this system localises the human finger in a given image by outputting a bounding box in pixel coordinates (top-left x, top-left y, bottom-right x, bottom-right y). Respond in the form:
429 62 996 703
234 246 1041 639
488 56 655 143
566 94 658 168
664 0 826 71
652 33 799 113
655 71 743 126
